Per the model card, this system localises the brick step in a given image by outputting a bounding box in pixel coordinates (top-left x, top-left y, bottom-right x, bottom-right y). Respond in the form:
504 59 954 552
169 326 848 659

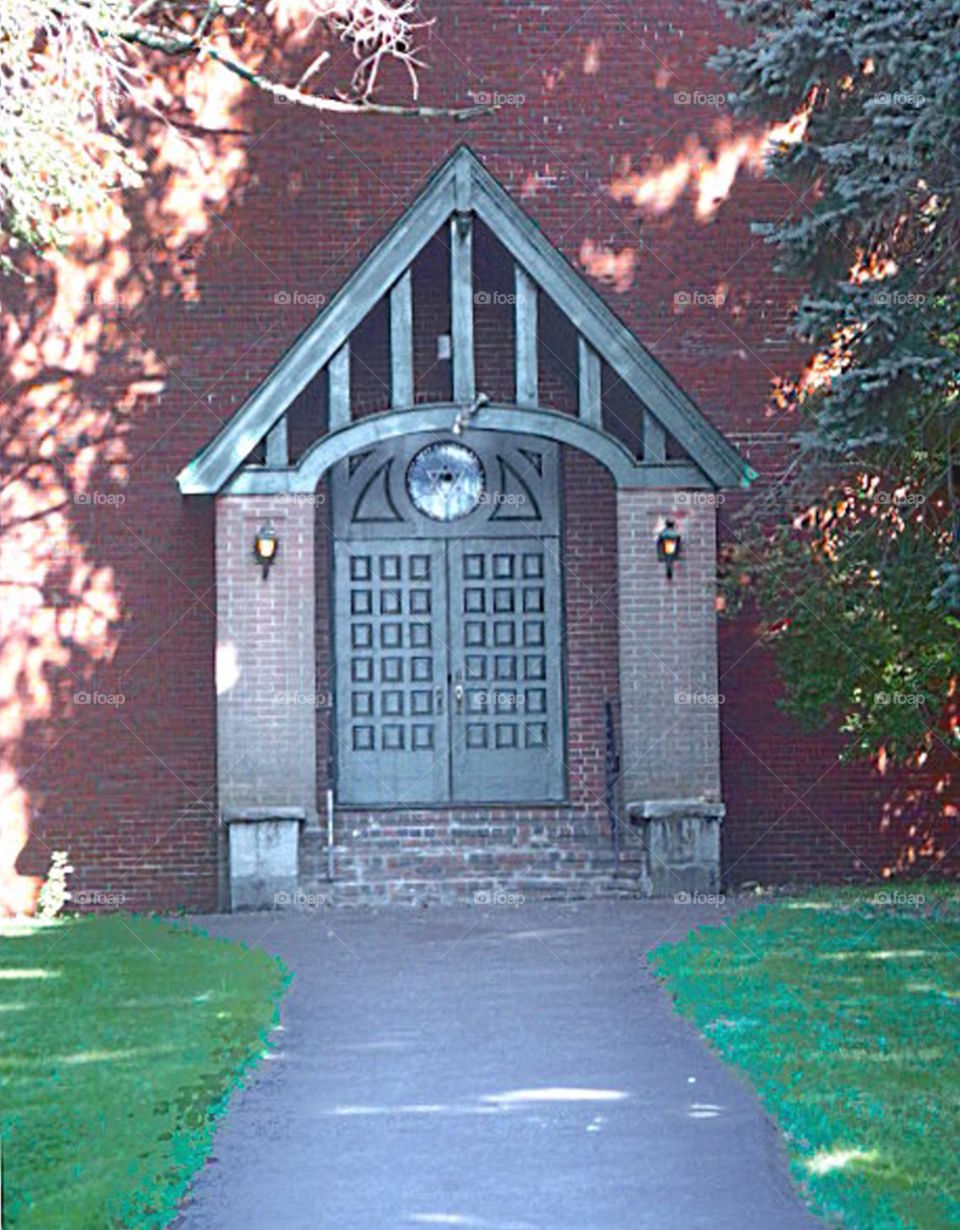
303 869 626 890
295 872 648 907
304 832 618 853
316 841 617 859
322 823 611 846
324 834 609 851
302 845 623 873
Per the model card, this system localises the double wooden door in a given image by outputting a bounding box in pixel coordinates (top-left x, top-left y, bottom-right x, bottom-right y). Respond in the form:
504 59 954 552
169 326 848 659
332 432 565 806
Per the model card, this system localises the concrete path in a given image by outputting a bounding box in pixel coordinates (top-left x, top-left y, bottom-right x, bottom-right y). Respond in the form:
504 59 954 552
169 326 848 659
177 901 821 1230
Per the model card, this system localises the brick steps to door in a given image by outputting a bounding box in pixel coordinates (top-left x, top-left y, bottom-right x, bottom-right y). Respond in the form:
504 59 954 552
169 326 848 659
296 820 650 906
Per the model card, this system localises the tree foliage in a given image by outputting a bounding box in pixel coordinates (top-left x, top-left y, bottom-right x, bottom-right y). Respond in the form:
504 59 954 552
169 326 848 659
0 0 482 265
713 0 960 763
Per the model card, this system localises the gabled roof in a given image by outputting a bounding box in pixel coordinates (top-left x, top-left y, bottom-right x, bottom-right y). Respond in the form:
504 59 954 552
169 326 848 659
177 145 755 494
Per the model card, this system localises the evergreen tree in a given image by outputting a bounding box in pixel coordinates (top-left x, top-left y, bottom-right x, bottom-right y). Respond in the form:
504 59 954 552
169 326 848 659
713 0 960 761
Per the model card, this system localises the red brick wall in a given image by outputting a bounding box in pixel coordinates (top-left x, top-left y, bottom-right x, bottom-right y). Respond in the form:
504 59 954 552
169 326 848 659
10 488 220 913
719 619 958 885
561 450 620 808
5 0 955 913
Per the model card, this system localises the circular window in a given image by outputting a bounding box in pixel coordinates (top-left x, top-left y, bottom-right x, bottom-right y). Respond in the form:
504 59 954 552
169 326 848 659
406 442 485 522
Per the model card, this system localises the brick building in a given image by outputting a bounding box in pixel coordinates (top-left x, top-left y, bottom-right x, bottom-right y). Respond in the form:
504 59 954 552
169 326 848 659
2 1 955 913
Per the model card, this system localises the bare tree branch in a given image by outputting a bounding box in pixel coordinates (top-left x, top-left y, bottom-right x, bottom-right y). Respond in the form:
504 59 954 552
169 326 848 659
0 0 497 263
119 23 494 118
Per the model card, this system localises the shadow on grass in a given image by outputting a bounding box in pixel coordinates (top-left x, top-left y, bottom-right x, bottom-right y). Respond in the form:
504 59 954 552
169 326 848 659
0 914 287 1228
649 884 960 1230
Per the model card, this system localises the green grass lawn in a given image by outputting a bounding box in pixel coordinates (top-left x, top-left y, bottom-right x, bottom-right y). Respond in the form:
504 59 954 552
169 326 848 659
0 915 286 1229
650 887 960 1230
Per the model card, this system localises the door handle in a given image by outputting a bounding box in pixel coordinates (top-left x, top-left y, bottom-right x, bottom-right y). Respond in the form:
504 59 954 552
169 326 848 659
435 686 444 714
454 683 464 713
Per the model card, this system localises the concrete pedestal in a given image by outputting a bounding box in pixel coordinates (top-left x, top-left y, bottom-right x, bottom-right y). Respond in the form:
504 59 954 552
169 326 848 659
224 808 304 910
628 799 725 896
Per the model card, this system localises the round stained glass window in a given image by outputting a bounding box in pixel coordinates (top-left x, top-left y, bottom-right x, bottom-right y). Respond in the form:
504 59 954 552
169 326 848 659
406 442 485 522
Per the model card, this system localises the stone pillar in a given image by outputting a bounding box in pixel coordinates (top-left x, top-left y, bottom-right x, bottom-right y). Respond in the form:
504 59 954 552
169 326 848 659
215 494 318 906
616 489 724 894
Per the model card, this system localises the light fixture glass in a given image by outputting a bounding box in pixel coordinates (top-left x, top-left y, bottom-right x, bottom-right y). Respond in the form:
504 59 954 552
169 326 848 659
656 519 682 579
253 525 278 579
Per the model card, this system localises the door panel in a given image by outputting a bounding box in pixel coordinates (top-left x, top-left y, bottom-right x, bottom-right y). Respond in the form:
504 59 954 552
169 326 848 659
331 431 566 806
448 538 565 802
334 540 450 805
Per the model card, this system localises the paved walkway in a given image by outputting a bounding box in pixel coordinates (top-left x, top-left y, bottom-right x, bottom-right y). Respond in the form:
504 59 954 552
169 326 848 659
178 901 821 1230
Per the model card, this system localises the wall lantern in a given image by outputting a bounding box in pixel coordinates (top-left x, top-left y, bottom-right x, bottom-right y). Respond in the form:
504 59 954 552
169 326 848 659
253 525 278 580
656 518 682 580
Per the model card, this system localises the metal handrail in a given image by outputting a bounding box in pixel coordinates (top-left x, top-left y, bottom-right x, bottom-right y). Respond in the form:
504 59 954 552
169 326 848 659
604 698 621 866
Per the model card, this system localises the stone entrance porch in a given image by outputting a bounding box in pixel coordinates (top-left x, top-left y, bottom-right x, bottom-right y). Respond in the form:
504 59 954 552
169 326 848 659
177 148 750 910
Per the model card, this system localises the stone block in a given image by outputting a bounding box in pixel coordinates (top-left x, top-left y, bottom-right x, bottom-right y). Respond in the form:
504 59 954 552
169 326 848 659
224 809 304 910
627 799 724 897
